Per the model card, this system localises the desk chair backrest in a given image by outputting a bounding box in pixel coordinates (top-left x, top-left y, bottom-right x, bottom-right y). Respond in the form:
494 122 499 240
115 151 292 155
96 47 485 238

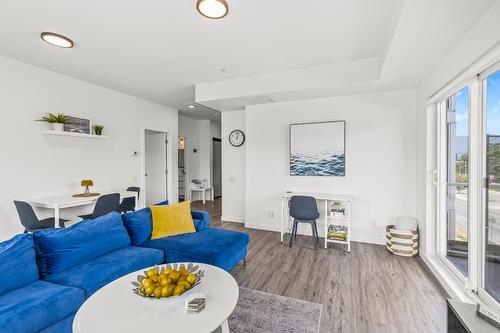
120 186 140 212
14 201 40 232
289 196 320 221
91 193 120 219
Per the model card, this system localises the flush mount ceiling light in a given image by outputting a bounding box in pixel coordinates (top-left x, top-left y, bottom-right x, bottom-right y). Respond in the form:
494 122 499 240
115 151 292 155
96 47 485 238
41 32 74 48
196 0 229 19
187 104 197 108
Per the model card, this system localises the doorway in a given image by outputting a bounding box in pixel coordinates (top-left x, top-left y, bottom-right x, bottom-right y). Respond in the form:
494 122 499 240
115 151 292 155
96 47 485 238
212 138 222 198
144 129 168 206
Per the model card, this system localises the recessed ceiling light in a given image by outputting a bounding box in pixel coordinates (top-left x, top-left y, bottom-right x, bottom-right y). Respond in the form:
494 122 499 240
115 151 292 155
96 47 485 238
41 32 74 48
187 104 197 108
197 0 229 19
214 113 219 116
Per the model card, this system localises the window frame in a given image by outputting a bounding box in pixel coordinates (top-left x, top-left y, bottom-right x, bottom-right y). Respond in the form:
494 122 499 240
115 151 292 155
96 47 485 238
477 61 500 310
436 83 473 284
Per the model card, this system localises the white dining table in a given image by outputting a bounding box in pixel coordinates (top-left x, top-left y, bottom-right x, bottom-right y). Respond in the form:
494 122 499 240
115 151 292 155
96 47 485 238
29 190 138 227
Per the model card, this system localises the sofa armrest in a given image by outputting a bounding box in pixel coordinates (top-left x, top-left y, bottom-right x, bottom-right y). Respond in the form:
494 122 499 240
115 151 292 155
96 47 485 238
191 210 210 231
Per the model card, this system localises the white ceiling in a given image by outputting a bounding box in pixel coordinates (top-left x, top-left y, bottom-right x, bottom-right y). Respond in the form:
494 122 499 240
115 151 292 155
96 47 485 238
0 0 495 115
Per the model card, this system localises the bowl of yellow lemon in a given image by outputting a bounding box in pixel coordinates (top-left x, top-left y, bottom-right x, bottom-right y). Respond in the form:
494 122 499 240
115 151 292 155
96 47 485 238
131 263 203 299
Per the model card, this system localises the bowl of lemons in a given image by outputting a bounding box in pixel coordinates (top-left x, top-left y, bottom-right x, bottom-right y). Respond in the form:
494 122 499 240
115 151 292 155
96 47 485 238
132 263 204 299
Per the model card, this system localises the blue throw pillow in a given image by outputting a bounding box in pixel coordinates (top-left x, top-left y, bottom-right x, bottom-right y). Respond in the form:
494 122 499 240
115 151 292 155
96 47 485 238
122 207 153 246
0 234 39 295
122 201 169 246
34 212 131 277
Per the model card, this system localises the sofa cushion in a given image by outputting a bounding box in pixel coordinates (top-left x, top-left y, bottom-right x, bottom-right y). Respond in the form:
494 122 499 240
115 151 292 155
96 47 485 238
0 280 84 333
38 314 75 333
0 234 39 295
122 206 153 245
44 246 164 297
34 211 131 277
140 228 249 272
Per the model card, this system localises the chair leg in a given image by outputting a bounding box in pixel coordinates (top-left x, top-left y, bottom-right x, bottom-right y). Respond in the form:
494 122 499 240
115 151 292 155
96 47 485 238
289 220 297 247
312 221 318 250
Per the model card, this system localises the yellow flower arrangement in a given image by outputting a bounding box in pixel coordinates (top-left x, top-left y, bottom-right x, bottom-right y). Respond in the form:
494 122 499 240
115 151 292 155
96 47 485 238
81 180 94 187
81 180 94 195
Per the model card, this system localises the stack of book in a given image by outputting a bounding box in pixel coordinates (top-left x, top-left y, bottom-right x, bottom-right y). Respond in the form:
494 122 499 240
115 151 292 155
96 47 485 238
328 225 347 241
330 204 345 217
187 298 206 314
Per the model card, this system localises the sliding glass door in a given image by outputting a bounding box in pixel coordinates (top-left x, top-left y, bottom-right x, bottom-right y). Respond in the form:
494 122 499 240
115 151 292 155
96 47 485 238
483 68 500 302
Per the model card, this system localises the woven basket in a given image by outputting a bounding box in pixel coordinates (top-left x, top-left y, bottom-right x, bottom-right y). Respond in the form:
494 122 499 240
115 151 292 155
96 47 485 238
385 225 418 257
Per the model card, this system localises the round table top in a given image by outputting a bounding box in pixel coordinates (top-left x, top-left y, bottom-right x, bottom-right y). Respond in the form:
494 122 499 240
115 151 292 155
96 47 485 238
73 263 239 333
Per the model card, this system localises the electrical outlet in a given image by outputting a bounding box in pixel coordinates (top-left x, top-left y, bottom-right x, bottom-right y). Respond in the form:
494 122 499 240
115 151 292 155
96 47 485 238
268 210 274 218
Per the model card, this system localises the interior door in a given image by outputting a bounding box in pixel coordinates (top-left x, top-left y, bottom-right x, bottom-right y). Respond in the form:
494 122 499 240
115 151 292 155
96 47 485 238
145 131 167 206
212 138 222 198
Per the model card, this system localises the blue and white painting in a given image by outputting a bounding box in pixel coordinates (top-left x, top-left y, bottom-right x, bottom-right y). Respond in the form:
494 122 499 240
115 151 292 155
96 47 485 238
290 121 345 176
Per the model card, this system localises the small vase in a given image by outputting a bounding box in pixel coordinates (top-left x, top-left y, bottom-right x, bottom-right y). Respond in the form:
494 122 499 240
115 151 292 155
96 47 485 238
53 123 64 131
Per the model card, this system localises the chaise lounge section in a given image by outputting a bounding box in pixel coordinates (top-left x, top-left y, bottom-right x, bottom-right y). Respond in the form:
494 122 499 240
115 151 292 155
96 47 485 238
122 204 249 272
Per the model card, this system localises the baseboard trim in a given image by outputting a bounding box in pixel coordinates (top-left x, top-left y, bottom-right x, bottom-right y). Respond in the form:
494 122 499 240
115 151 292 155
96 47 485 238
221 215 245 223
243 222 385 245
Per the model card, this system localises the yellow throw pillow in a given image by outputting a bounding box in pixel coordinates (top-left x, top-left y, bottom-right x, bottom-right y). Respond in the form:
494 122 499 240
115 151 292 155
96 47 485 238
150 201 196 239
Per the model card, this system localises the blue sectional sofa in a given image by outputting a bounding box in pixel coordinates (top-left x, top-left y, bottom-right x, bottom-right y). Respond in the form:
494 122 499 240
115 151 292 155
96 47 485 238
0 205 249 333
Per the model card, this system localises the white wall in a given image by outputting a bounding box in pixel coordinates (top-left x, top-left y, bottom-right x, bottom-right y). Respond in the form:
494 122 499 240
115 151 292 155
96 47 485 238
244 90 417 244
416 0 500 256
221 111 246 222
0 56 178 241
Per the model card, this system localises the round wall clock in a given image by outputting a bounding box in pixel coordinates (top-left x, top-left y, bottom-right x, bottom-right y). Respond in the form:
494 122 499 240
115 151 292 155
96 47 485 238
229 129 245 147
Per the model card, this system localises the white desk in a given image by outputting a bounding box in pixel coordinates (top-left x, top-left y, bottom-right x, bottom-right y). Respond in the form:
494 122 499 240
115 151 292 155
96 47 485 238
191 187 214 204
281 191 354 252
29 190 138 227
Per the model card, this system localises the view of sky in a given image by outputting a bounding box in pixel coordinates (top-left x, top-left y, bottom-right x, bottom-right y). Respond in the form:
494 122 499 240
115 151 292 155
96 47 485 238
454 70 500 137
487 70 500 135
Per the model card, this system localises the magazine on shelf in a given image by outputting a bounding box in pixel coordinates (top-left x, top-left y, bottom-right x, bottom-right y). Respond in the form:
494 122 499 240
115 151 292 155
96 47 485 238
327 225 347 240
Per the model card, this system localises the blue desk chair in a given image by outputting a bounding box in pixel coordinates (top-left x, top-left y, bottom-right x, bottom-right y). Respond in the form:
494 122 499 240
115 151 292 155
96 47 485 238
14 201 68 232
79 193 120 220
119 186 140 213
289 195 320 249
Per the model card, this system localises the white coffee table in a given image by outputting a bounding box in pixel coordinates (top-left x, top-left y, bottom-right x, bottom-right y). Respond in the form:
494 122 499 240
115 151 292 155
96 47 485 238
73 263 238 333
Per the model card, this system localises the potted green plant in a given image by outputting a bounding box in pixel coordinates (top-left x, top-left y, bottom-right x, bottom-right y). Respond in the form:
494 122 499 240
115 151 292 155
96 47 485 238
93 124 104 136
37 113 69 131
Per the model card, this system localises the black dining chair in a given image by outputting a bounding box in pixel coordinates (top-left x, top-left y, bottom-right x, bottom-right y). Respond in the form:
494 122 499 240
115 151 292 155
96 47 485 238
119 187 140 213
78 193 120 220
14 201 68 232
289 196 320 249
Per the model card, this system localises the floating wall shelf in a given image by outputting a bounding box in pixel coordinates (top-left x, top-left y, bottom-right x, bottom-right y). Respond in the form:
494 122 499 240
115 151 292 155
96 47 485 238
43 130 109 139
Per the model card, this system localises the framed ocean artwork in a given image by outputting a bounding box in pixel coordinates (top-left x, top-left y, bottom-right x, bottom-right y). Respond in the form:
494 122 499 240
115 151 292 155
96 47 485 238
289 121 345 176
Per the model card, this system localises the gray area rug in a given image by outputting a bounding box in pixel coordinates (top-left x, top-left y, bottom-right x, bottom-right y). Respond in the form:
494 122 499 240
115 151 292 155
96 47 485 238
213 287 322 333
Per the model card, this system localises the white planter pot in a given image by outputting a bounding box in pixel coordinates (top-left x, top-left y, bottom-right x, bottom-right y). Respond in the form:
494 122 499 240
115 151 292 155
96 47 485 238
52 123 64 131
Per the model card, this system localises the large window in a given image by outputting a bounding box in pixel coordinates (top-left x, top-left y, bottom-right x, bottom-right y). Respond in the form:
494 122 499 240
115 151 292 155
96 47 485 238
484 68 500 302
435 60 500 308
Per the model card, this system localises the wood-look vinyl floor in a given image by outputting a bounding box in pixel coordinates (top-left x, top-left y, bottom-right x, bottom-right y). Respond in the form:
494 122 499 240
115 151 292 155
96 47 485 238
192 198 447 333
